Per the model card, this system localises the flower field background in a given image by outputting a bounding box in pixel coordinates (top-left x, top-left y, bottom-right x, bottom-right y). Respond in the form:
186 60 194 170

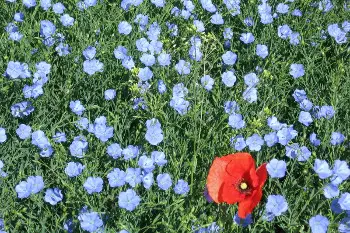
0 0 350 232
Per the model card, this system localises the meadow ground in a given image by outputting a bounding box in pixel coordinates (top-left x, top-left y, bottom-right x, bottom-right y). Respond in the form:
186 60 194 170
0 0 350 232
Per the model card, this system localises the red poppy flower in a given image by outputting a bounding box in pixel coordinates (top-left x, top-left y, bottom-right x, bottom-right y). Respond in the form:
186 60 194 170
206 152 267 218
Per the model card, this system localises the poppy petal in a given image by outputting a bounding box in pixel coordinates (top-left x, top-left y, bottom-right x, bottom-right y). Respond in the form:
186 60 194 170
220 176 246 204
237 189 263 219
207 157 231 203
256 163 268 187
225 153 256 177
246 167 259 188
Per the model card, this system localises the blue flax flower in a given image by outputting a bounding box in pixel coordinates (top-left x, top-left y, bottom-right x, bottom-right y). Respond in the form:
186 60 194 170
222 71 236 87
278 25 292 39
31 130 50 149
201 0 216 12
240 33 255 44
15 181 32 198
104 89 116 100
0 161 7 177
194 20 205 32
55 43 71 56
228 113 245 129
292 9 302 16
201 75 214 91
69 136 88 158
256 44 268 58
211 13 224 25
60 14 74 27
264 132 278 147
69 100 85 115
277 126 297 145
230 135 246 151
78 211 103 233
267 116 283 131
290 64 305 78
300 99 313 111
309 215 329 233
314 159 333 179
310 133 321 146
5 61 31 79
223 28 233 39
189 46 203 61
331 160 350 185
158 53 171 66
11 101 34 118
0 128 7 143
151 0 165 7
118 189 141 211
122 145 139 160
331 198 343 214
83 59 104 75
75 117 89 130
27 176 44 194
319 106 335 119
65 162 85 177
246 134 264 151
175 60 191 75
267 159 286 178
83 46 96 60
118 21 132 35
157 173 172 190
145 118 163 145
266 195 288 216
331 132 345 145
174 179 190 195
233 213 252 227
298 111 313 126
142 172 154 189
151 151 167 166
173 83 188 98
107 168 126 187
138 155 155 173
276 3 289 14
136 38 149 52
125 168 142 187
243 87 258 103
139 53 155 67
292 89 307 103
146 22 161 41
244 73 259 87
53 2 65 14
53 132 66 143
89 116 114 142
138 67 153 81
244 17 254 26
222 51 237 65
324 184 339 199
23 0 36 8
338 217 350 233
114 46 128 60
84 177 103 194
158 80 167 93
224 100 239 114
44 188 63 205
170 97 190 115
63 218 74 233
289 32 301 45
40 0 51 10
107 143 122 159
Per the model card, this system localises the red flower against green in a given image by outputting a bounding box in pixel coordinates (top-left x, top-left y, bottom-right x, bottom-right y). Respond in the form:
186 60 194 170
206 152 267 218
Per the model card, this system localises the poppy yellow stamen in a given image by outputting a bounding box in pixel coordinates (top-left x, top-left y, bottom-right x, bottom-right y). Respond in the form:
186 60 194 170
240 182 248 190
